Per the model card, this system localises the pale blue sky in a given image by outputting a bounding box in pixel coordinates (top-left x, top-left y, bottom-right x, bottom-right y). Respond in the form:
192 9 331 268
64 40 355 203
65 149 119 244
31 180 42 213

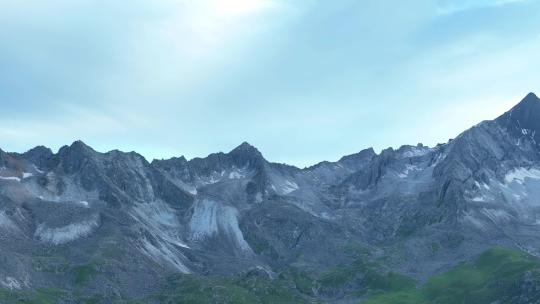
1 0 539 167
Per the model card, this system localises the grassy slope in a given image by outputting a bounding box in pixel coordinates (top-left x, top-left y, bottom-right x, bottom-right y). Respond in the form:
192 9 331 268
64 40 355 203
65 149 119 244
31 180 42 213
364 247 540 304
1 247 537 303
153 272 309 304
318 258 416 298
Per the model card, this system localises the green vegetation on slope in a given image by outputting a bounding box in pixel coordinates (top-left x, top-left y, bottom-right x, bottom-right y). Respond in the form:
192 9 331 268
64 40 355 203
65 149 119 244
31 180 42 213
1 247 537 304
317 243 417 299
72 262 99 286
319 258 416 297
0 288 66 304
154 271 310 304
364 247 540 304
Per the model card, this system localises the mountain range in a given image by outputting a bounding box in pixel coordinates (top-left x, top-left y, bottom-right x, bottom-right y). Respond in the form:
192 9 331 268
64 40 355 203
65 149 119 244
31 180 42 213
2 93 540 303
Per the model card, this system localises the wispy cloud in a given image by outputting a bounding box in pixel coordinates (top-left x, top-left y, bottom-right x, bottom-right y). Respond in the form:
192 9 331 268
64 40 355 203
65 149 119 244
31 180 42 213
437 0 530 15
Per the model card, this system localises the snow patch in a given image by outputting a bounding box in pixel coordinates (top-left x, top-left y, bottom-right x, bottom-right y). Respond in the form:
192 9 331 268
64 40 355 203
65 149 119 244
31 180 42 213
0 176 20 182
505 167 540 184
402 147 431 158
471 194 490 202
200 174 222 185
397 164 419 178
474 181 491 190
228 171 244 179
22 172 33 179
431 152 447 167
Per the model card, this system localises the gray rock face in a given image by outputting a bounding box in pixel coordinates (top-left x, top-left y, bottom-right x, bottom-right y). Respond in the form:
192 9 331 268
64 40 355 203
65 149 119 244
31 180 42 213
2 93 540 299
511 270 540 304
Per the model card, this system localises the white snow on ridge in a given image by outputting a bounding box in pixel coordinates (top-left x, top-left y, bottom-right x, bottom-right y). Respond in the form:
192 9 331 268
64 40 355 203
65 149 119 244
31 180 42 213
199 175 222 185
471 194 490 202
468 181 493 202
402 147 431 158
505 167 540 184
228 171 244 179
0 172 36 181
0 176 20 182
521 129 536 139
397 164 419 178
35 215 100 245
477 181 490 190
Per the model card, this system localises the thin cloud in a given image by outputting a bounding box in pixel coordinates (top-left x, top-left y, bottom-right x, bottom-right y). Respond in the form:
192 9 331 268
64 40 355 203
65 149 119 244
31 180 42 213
437 0 530 15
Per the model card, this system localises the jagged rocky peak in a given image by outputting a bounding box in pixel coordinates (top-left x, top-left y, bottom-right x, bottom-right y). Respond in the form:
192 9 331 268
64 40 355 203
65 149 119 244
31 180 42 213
0 147 6 166
396 143 433 158
152 156 188 167
56 140 99 173
228 141 266 167
23 145 53 158
21 145 54 170
58 140 95 155
506 92 540 120
338 147 376 163
229 141 262 155
107 149 149 164
496 92 540 143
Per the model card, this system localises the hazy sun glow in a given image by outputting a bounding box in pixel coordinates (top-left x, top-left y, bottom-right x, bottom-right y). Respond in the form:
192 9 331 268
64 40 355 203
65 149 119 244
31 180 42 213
212 0 278 17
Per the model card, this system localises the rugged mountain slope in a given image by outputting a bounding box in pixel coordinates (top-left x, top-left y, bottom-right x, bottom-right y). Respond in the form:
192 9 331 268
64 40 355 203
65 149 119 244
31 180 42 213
1 93 540 303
